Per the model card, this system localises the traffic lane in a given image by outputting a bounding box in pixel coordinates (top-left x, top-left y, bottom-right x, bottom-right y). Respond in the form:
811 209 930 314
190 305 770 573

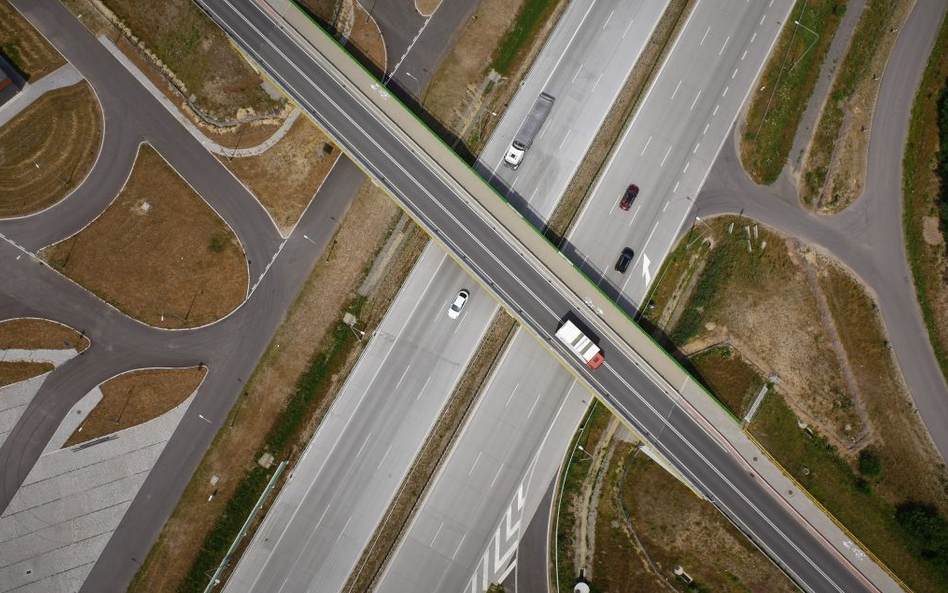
205 2 872 591
230 260 497 593
6 0 283 279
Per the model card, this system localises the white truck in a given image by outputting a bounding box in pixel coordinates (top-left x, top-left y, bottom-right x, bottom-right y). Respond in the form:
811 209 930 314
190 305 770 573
503 92 555 169
555 320 604 370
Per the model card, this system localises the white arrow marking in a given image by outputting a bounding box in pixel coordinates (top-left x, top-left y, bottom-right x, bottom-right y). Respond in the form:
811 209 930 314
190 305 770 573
642 254 652 286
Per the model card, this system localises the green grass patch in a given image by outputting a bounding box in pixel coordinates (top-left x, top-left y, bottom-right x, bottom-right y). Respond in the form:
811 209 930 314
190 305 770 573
803 0 895 204
492 0 560 75
903 9 948 389
741 0 845 184
751 392 948 592
178 297 365 593
689 345 764 418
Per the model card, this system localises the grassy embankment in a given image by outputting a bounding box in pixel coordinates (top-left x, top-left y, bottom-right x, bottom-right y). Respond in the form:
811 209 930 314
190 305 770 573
741 1 845 184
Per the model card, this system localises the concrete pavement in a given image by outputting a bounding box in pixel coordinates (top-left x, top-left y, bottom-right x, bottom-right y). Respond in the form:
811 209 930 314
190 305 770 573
0 62 82 127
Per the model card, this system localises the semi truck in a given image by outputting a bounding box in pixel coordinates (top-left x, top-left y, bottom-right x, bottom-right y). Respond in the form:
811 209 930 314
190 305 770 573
555 320 604 370
503 92 555 169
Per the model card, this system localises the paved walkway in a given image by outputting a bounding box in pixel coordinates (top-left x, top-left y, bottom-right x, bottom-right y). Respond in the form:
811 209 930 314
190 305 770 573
0 63 82 128
0 348 81 449
99 35 300 158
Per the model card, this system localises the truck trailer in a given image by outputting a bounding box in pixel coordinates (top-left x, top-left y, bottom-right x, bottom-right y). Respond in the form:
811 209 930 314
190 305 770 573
503 92 555 169
555 320 604 370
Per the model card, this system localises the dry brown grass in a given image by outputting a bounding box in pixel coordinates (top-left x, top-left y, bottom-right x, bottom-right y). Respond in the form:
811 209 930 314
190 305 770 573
97 0 280 120
0 82 102 217
0 318 89 351
128 179 413 593
592 445 797 593
0 0 66 80
221 114 340 235
548 0 696 240
40 144 248 329
349 2 387 74
0 361 54 388
414 0 442 17
65 367 205 446
689 345 764 419
346 310 515 593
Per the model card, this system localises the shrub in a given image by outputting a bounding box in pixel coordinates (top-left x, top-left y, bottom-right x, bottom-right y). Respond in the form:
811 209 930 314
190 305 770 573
857 448 883 477
895 501 948 563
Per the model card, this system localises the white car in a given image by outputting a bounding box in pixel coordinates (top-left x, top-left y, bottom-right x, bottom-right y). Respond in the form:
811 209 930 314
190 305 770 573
447 289 469 319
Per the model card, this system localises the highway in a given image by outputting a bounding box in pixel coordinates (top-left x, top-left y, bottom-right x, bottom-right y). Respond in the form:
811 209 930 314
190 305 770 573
201 0 882 590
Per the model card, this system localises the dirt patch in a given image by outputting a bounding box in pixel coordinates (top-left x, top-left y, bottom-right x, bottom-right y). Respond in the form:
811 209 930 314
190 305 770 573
347 2 387 76
923 216 944 245
221 113 340 235
547 0 696 241
128 179 418 593
0 318 89 351
0 361 54 388
689 345 765 419
0 82 102 217
414 0 442 17
801 0 915 211
65 367 205 446
40 144 248 329
0 0 66 80
343 310 516 593
740 0 845 185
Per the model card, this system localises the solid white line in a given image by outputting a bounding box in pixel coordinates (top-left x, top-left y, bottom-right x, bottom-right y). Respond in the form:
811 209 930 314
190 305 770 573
699 25 711 45
430 522 444 547
640 135 652 155
622 18 634 38
670 79 682 99
378 445 393 470
505 382 520 407
355 434 370 459
603 9 613 29
558 129 572 149
719 35 730 55
469 451 482 475
690 90 701 110
660 146 672 167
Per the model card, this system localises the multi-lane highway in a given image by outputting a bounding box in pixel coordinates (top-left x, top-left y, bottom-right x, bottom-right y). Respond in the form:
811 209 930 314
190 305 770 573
200 1 886 590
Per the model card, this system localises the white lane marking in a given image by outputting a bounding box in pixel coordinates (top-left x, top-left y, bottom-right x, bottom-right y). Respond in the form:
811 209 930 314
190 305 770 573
722 86 729 97
713 104 720 116
572 64 583 83
670 79 682 99
529 187 539 202
703 123 710 135
682 161 690 174
469 451 482 475
693 142 701 154
394 365 411 391
732 68 739 79
526 393 541 418
489 463 505 489
662 201 669 213
627 204 642 227
355 434 371 459
751 32 757 44
505 382 520 407
335 516 352 543
591 72 603 92
416 376 431 401
769 0 774 6
660 146 672 167
640 135 652 155
387 14 434 82
377 445 393 470
559 129 572 149
603 9 614 29
452 533 467 560
741 50 748 61
673 180 680 193
759 14 766 25
431 522 444 547
622 18 635 38
700 25 711 45
690 90 701 110
719 35 730 55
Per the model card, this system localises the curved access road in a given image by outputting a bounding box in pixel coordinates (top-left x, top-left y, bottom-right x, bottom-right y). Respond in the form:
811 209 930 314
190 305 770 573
696 0 948 460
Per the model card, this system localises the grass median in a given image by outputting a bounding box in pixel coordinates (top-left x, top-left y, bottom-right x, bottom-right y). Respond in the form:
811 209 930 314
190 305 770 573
741 0 845 185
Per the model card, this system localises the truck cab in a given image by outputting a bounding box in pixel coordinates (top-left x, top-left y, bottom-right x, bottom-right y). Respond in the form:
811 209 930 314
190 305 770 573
503 141 526 169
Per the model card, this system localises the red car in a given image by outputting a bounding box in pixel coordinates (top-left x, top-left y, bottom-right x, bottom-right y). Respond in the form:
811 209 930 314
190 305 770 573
619 184 639 210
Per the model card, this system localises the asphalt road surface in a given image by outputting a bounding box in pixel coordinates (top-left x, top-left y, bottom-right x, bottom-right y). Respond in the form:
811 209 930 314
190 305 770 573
203 1 884 589
696 0 948 461
222 249 499 593
565 0 792 313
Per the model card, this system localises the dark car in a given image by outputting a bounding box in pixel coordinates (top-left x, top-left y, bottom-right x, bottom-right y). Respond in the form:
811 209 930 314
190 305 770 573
618 184 639 211
615 248 635 273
